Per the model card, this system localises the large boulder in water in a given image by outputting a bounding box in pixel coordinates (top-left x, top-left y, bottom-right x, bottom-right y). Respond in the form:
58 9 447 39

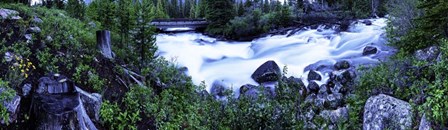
308 70 322 81
363 94 412 130
251 60 281 83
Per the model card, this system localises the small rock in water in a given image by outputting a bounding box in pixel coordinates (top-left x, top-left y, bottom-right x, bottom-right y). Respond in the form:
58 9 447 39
363 46 378 56
308 81 320 93
308 70 322 81
251 60 281 83
363 20 373 25
334 60 350 70
210 80 229 99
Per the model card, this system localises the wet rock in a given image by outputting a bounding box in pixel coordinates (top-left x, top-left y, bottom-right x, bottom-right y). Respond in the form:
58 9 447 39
308 81 320 93
326 93 343 109
320 107 349 124
414 46 440 61
334 60 350 70
0 9 21 20
308 70 322 81
28 27 41 33
22 83 32 97
77 87 102 122
33 74 97 130
363 46 378 56
305 108 316 121
0 88 21 125
251 60 281 83
210 80 229 99
318 84 329 94
363 20 372 25
315 93 327 109
239 84 273 100
304 93 316 105
418 114 431 130
363 94 412 130
337 70 356 84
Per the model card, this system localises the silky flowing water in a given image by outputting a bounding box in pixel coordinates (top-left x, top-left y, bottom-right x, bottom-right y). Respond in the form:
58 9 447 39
156 18 394 93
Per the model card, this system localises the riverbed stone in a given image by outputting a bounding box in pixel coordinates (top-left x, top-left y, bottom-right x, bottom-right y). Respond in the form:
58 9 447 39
334 60 350 70
210 80 229 99
308 70 322 81
308 81 320 93
251 60 281 83
363 94 412 130
363 46 378 56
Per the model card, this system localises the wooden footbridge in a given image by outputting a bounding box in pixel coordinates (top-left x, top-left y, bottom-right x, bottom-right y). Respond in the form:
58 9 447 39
150 18 209 31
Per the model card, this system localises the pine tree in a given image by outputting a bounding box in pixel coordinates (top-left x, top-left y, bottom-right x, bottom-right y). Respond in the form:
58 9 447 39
117 0 136 46
133 0 157 69
66 0 86 20
205 0 235 35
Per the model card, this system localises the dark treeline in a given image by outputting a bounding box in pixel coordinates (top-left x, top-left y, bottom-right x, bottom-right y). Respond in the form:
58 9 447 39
5 0 387 40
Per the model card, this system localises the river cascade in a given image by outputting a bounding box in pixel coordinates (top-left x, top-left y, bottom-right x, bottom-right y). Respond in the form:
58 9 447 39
156 18 394 95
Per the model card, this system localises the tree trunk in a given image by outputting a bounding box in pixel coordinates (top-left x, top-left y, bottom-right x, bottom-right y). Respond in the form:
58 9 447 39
96 30 114 59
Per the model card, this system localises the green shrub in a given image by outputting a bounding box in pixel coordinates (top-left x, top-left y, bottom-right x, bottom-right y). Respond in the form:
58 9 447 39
0 79 14 125
422 39 448 126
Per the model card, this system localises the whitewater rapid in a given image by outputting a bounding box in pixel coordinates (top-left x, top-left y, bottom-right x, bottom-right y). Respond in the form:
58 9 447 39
156 18 393 93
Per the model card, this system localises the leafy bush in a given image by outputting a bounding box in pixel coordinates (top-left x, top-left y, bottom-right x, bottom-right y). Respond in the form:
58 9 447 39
0 79 14 125
422 39 448 127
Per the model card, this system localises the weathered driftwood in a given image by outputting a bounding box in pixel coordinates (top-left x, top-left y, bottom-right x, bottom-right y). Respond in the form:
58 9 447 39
33 74 97 130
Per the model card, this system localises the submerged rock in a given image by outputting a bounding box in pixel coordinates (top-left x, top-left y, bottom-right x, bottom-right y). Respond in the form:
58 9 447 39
362 20 372 26
308 81 320 93
363 94 412 130
334 60 350 70
211 81 227 98
239 84 273 99
251 60 281 83
308 70 322 81
363 46 378 56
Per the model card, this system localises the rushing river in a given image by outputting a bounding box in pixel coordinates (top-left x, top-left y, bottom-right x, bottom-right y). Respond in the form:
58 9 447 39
156 18 394 93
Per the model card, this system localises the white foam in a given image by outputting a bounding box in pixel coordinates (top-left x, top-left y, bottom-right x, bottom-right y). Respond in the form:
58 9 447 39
156 18 390 93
